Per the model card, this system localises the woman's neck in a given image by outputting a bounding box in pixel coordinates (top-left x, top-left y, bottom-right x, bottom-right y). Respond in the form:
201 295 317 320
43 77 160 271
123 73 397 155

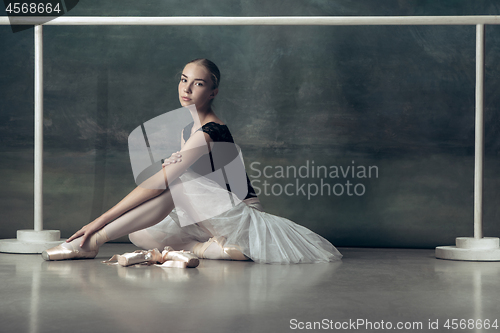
197 109 213 124
194 107 219 126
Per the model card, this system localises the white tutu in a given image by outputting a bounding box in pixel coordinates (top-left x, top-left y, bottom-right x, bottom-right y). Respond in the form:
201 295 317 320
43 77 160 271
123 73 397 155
144 169 343 264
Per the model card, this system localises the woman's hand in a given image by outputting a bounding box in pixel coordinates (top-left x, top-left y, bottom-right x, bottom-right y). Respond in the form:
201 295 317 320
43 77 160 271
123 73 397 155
66 220 104 247
162 151 182 168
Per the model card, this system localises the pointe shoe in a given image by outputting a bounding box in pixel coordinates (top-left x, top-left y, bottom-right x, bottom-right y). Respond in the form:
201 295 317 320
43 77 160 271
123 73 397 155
105 247 200 268
162 246 200 268
192 236 250 261
116 251 150 266
41 243 98 261
42 229 109 261
112 248 163 266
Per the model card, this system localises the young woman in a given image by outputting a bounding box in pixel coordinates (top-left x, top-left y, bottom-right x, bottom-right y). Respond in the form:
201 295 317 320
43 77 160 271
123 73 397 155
42 59 342 264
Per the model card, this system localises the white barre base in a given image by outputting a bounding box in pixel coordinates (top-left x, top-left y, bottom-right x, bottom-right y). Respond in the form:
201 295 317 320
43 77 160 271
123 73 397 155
0 230 65 254
436 237 500 261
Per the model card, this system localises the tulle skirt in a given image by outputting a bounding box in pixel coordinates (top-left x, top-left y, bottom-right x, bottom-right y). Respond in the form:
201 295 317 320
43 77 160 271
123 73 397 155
143 169 342 264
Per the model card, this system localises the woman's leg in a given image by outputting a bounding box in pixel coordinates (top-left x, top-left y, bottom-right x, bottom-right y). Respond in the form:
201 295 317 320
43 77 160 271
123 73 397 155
98 188 202 251
129 229 200 252
61 188 179 253
103 188 175 240
126 182 210 251
44 188 201 260
46 190 262 261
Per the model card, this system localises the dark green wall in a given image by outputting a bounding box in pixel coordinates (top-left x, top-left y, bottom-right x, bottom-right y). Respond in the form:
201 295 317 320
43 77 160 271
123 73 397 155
1 1 500 247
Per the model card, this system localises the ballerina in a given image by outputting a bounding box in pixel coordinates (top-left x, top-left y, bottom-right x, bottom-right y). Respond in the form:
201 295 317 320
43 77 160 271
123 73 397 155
42 58 342 264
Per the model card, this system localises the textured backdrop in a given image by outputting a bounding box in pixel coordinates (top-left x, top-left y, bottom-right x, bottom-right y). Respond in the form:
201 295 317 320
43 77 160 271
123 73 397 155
1 1 500 247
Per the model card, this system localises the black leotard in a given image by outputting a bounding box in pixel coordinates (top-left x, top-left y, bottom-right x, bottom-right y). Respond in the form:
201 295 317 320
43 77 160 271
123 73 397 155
182 121 257 200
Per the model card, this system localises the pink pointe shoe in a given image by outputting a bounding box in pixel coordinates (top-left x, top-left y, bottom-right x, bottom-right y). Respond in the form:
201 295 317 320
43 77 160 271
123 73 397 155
41 230 109 261
162 246 200 268
105 247 200 268
192 236 250 261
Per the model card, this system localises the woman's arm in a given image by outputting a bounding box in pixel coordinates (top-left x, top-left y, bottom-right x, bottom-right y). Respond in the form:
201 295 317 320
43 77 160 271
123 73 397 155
67 130 212 247
137 130 210 190
162 128 186 167
181 127 186 149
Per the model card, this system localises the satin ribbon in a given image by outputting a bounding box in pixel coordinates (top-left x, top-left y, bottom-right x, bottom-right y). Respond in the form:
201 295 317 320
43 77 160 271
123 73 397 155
102 246 199 268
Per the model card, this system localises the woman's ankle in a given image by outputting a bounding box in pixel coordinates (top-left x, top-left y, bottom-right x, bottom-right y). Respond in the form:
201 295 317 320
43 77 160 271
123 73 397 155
75 229 110 252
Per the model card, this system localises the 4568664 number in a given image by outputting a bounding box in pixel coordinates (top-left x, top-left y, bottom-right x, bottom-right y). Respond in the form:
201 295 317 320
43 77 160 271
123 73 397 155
5 2 61 14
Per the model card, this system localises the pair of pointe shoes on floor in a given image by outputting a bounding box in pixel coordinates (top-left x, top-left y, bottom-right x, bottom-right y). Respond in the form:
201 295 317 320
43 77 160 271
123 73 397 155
108 247 200 268
42 231 249 262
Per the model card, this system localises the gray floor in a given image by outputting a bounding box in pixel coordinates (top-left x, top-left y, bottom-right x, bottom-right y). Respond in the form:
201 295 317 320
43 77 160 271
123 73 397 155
1 245 499 333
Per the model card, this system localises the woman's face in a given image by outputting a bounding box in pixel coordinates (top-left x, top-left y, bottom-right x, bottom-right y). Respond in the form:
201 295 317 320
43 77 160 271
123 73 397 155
178 63 217 111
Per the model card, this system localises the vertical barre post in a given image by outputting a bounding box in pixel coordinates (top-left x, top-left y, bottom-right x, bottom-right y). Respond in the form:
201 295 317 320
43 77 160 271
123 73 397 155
0 24 62 253
435 23 500 261
474 24 484 240
34 25 43 232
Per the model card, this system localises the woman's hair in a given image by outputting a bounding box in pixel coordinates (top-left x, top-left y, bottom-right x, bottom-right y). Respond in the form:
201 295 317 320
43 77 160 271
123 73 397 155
187 58 221 89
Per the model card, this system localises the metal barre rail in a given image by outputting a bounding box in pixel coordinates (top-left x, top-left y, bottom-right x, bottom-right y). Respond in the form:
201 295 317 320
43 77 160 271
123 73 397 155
1 15 500 25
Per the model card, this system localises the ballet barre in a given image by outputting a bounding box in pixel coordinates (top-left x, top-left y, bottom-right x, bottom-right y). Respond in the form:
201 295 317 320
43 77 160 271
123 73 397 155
1 16 500 25
0 16 499 260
